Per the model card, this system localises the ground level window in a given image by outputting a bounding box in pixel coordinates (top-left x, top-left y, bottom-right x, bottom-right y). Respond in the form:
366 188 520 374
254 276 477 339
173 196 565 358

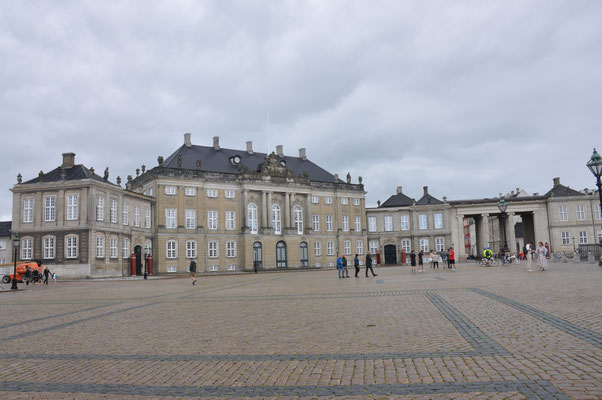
401 239 411 253
209 265 218 271
435 237 445 252
167 266 177 273
561 232 570 245
227 264 236 271
419 238 429 252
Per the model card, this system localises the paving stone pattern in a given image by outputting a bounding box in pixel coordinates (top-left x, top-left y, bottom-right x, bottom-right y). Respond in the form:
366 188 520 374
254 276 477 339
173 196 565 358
0 261 600 399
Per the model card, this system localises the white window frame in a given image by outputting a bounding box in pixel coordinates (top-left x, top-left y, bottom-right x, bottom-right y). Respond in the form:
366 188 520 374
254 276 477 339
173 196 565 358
207 189 218 198
341 197 348 205
356 240 363 255
165 186 176 195
342 215 349 232
166 240 177 259
384 216 393 232
354 216 361 232
226 241 236 258
226 211 236 231
0 240 5 250
402 239 411 252
165 208 177 229
369 240 379 254
43 236 55 259
96 235 105 258
225 190 235 199
67 194 79 221
184 187 196 196
96 196 105 221
327 241 334 256
21 238 33 259
353 198 360 206
272 205 281 234
419 238 429 252
145 208 151 228
576 205 585 221
208 241 219 258
66 236 78 259
110 199 117 224
434 213 443 229
186 240 197 259
122 238 130 259
208 210 218 230
559 205 568 221
401 215 409 231
209 265 218 271
325 197 333 205
185 209 196 230
561 231 570 245
134 206 140 227
311 196 319 204
368 216 376 232
418 214 427 230
227 264 236 271
248 203 258 234
314 240 321 256
294 205 303 234
23 198 34 223
344 240 351 255
578 230 588 244
167 266 177 273
44 196 56 222
122 202 129 225
435 237 445 252
312 215 320 232
110 236 118 259
326 215 333 232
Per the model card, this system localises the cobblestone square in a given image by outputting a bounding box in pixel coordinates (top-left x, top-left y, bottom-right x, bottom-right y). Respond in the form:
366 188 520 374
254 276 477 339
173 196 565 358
0 261 600 399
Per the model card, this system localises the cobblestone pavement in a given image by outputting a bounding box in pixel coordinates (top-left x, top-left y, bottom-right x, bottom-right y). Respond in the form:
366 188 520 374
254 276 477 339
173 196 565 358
0 261 600 399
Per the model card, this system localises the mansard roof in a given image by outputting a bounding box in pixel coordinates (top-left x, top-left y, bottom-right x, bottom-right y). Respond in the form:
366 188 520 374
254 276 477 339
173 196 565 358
0 221 11 237
544 183 584 198
416 193 443 205
162 144 342 183
23 165 115 186
380 193 414 207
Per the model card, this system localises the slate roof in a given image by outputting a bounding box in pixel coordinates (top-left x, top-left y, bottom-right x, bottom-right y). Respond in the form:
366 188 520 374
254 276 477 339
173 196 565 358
0 221 11 237
163 145 342 183
544 184 584 198
23 165 115 185
380 193 414 207
416 193 443 205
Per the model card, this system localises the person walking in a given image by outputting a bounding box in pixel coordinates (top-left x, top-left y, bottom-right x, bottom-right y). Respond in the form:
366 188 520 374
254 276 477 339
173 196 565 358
440 248 448 269
431 250 440 269
410 250 416 273
336 255 344 278
418 250 424 272
354 254 360 277
342 255 349 278
365 252 377 277
536 242 548 271
188 258 197 285
24 265 31 286
448 247 456 270
52 271 57 284
43 266 51 285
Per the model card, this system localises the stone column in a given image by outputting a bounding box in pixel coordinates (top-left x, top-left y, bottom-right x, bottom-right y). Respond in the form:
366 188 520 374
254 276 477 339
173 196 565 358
533 209 550 245
285 192 291 228
267 192 273 228
480 213 490 250
506 212 516 254
243 190 248 229
451 214 463 259
261 191 267 228
290 193 296 229
306 194 312 230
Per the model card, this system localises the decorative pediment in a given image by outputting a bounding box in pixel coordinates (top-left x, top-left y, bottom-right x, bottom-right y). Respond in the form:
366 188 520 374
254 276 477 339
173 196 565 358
257 153 293 178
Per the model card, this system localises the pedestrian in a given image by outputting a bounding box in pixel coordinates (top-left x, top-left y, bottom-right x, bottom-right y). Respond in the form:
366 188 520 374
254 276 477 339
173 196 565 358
43 266 51 285
32 268 40 284
431 250 440 269
354 254 360 277
336 255 344 278
410 250 416 273
188 258 197 285
24 265 31 285
448 247 456 270
342 255 350 278
536 241 548 271
52 272 57 283
544 242 551 259
440 248 448 269
418 250 424 272
365 252 377 277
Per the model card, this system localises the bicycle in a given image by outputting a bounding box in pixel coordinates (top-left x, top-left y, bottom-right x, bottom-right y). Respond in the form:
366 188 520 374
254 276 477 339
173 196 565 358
476 257 498 267
502 253 521 265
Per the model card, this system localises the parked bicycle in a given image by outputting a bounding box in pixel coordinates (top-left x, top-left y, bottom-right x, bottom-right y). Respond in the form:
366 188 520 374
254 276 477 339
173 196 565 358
502 253 521 265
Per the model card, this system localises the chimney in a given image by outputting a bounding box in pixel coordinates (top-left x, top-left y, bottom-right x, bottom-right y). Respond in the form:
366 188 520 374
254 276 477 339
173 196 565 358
396 186 403 195
511 190 515 195
276 144 283 157
213 136 220 150
334 173 339 182
516 187 520 193
423 186 428 196
377 200 381 207
553 177 560 187
246 141 253 154
62 152 75 169
184 133 192 148
498 192 502 198
299 148 306 160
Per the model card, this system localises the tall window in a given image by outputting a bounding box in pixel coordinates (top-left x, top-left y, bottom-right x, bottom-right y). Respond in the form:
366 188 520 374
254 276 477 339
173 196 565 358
122 238 130 258
145 208 151 228
579 231 588 244
226 211 235 230
326 215 333 232
67 194 78 220
96 235 105 258
314 241 321 256
165 208 177 229
576 205 585 221
401 215 409 231
21 238 32 259
384 216 393 231
354 216 361 232
226 241 236 257
44 196 56 222
418 214 427 230
434 213 443 229
110 237 118 259
401 239 411 252
66 236 78 259
134 206 140 227
561 231 570 245
208 241 218 258
327 241 334 256
110 199 117 223
272 205 281 234
353 198 360 206
166 240 177 258
96 196 105 221
248 204 258 234
122 202 129 225
186 240 197 258
43 237 55 259
356 240 363 255
23 198 33 223
369 240 379 254
185 209 196 229
311 196 319 204
342 216 349 231
276 241 287 267
368 216 376 232
312 215 320 232
344 240 351 255
325 197 333 205
165 186 176 195
294 205 303 234
184 187 196 196
559 206 568 221
300 242 308 266
208 210 218 230
435 237 445 252
419 238 429 251
341 197 348 205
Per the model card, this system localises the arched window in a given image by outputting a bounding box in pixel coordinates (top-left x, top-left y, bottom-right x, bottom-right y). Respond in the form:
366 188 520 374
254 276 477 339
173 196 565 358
300 242 308 267
253 242 262 270
272 204 281 234
276 241 287 268
293 205 303 234
248 203 258 234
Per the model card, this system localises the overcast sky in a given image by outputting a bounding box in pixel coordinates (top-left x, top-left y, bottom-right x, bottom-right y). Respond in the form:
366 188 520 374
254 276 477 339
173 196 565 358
1 0 601 221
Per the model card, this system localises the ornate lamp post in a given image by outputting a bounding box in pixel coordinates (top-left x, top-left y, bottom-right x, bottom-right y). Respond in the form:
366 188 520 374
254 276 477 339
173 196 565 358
586 148 602 265
497 199 509 253
11 234 19 290
143 244 149 280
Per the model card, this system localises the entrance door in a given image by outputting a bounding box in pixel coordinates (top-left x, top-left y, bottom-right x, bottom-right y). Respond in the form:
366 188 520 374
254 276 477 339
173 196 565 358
384 244 397 264
134 245 142 275
253 242 262 271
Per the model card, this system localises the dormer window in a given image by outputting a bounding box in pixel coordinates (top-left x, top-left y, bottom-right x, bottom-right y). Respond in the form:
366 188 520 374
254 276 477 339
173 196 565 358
230 155 241 165
280 160 286 167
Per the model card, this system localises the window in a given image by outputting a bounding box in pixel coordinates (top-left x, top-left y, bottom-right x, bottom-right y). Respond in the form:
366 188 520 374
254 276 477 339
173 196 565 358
253 242 262 268
208 210 218 230
227 264 236 271
167 266 177 273
96 196 105 221
418 214 427 230
561 232 570 245
209 265 218 272
576 205 585 221
401 239 411 252
145 239 152 254
186 240 197 258
294 205 303 234
207 189 218 198
326 215 333 232
184 187 196 196
21 238 33 259
208 241 218 258
226 241 236 257
344 240 351 255
248 204 258 234
300 242 308 266
598 230 602 244
434 213 443 229
110 237 118 259
327 241 335 256
559 206 568 221
356 240 363 255
272 205 281 234
166 240 177 258
314 241 321 256
384 216 393 231
311 196 319 204
312 215 320 231
185 209 196 229
145 208 151 228
43 237 55 259
419 238 429 252
225 190 235 199
165 186 176 195
110 199 117 223
122 238 130 259
369 240 379 254
134 206 140 227
579 231 588 244
66 236 78 259
165 208 177 229
401 215 409 231
44 196 56 222
122 203 129 225
353 198 360 206
96 235 105 258
325 197 333 205
342 216 349 231
435 237 445 252
23 198 33 223
226 211 236 230
67 194 78 220
354 216 361 232
596 204 602 220
368 216 376 232
0 240 5 250
341 197 348 205
276 241 287 267
148 188 153 196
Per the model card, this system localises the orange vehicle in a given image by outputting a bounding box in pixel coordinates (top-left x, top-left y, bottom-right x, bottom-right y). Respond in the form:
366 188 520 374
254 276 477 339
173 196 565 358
1 261 45 284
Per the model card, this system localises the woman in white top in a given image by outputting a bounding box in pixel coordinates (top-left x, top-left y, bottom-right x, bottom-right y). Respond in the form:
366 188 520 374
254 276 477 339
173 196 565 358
536 242 548 271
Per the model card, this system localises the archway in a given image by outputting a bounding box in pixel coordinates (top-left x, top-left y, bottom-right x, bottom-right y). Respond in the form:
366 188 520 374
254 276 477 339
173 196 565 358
384 244 397 264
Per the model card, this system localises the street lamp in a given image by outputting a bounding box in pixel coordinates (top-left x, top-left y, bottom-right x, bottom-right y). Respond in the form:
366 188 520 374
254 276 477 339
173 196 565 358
11 234 19 290
497 199 509 253
586 148 602 265
143 244 149 280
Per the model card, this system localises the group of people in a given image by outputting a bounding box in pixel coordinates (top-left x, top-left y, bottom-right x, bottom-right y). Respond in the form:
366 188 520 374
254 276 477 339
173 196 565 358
336 252 378 278
408 248 455 273
23 265 55 285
